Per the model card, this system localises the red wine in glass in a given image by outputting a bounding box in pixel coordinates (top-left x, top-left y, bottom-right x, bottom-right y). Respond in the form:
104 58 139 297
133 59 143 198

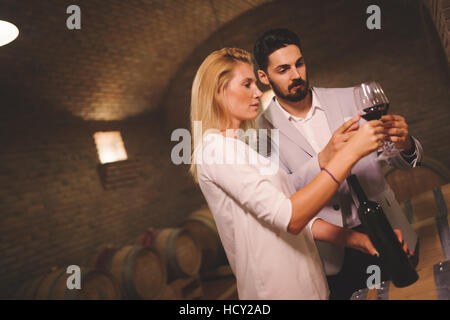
361 103 390 121
354 82 396 160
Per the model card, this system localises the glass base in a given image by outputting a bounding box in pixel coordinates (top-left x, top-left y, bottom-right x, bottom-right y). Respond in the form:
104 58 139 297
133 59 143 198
376 142 401 161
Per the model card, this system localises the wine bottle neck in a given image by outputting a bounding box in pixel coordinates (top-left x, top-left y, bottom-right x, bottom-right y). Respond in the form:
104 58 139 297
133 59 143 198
347 174 369 203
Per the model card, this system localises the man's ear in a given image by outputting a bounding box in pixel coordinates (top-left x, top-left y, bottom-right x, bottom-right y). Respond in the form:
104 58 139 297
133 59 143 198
257 69 270 86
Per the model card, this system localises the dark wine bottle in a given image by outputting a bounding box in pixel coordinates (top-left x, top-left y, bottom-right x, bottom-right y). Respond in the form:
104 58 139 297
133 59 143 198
361 103 389 121
347 174 419 288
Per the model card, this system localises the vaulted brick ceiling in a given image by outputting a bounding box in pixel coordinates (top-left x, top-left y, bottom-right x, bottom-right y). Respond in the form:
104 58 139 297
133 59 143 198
0 0 271 120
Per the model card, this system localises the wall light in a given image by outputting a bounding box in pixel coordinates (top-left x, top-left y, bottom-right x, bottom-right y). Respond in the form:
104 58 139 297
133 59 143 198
0 20 19 47
93 131 140 190
93 131 128 164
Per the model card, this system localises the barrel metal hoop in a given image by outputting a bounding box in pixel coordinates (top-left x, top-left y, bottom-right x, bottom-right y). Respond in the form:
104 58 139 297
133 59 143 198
433 260 450 300
167 229 185 278
48 269 68 300
433 187 450 260
64 268 93 300
350 288 368 300
377 280 390 300
186 215 218 234
31 272 50 300
64 271 80 300
104 249 116 273
404 199 414 224
123 247 142 300
433 187 448 219
436 219 450 260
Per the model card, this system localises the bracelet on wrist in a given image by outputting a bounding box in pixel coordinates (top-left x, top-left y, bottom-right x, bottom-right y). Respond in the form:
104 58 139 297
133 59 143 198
320 167 340 186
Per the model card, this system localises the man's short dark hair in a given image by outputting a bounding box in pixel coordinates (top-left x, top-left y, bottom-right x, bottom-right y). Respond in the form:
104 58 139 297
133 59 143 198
253 28 302 72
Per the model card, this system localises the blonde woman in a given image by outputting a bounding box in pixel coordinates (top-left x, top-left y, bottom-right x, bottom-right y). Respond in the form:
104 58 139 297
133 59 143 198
190 48 404 300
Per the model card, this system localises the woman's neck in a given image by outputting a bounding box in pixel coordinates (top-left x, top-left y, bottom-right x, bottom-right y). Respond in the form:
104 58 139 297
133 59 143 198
221 119 241 138
220 128 240 139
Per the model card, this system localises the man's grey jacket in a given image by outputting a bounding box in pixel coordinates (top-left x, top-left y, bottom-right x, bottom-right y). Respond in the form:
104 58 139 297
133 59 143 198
256 86 422 275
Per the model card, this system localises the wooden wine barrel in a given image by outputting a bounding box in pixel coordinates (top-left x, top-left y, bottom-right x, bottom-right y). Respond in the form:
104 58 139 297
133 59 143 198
396 184 450 271
384 157 449 202
160 282 178 300
201 265 238 300
15 267 121 300
351 219 449 300
85 245 120 271
399 184 450 225
15 273 50 300
76 269 122 300
411 208 450 270
146 228 202 281
160 276 204 300
182 207 228 271
90 245 167 300
351 260 449 300
135 228 157 248
351 184 450 300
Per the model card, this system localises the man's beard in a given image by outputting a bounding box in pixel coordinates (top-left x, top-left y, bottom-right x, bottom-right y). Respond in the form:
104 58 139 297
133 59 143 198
269 77 310 102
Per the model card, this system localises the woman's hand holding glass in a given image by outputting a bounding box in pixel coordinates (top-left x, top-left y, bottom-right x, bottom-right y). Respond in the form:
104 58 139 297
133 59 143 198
342 120 386 160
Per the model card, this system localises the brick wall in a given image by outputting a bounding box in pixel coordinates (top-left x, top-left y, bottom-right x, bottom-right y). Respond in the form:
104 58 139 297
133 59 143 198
0 0 448 299
0 0 271 121
0 0 272 298
0 108 207 298
165 0 450 169
423 0 450 65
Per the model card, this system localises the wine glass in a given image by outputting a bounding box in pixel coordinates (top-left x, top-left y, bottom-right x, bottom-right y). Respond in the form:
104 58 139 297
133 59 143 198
353 81 396 160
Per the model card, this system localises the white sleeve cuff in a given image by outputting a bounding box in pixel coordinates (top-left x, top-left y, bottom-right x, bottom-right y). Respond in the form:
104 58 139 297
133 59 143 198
307 216 321 232
276 200 322 234
276 198 293 232
400 136 422 167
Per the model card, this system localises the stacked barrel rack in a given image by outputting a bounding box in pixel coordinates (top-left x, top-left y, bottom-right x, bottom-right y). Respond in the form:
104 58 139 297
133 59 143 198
14 206 236 300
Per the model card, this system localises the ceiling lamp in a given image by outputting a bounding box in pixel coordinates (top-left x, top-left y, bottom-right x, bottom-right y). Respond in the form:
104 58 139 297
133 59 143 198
0 20 19 47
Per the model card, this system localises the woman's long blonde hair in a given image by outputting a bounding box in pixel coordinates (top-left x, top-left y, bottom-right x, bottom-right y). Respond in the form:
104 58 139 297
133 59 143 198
190 48 256 183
